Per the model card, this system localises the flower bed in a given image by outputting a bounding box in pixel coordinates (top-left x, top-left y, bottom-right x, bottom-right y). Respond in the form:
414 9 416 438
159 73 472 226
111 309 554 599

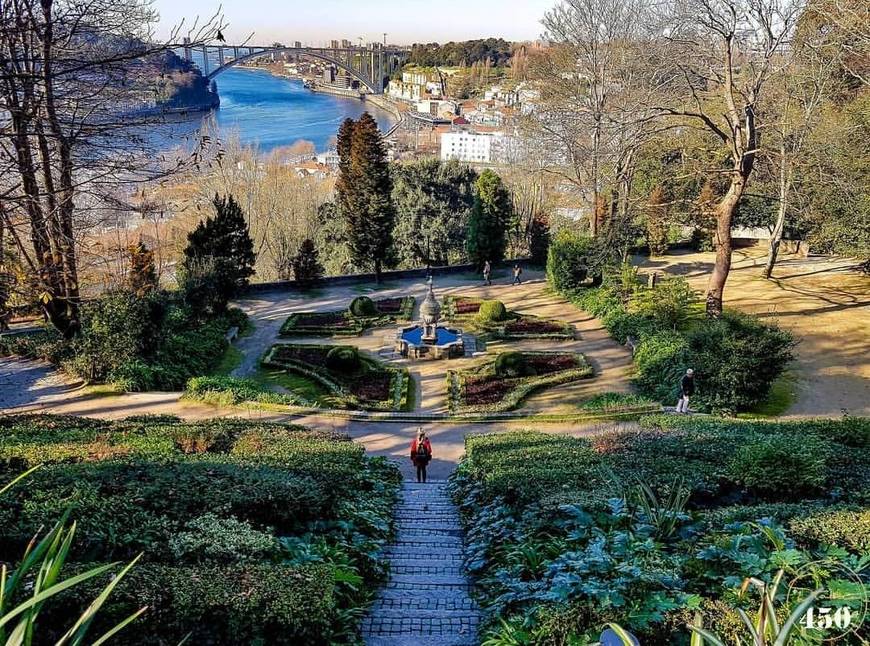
449 415 870 644
0 414 402 644
442 295 574 340
447 351 593 413
280 297 415 337
262 344 409 411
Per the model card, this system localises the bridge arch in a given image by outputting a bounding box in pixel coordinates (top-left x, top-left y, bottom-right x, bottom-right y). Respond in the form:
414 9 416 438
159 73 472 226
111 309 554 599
204 47 400 94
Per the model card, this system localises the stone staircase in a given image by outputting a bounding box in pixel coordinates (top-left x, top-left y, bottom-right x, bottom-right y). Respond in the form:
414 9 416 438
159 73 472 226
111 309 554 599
362 480 481 646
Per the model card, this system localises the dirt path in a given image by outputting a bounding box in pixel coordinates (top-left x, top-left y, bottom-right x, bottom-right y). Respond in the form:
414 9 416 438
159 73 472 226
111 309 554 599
636 249 870 416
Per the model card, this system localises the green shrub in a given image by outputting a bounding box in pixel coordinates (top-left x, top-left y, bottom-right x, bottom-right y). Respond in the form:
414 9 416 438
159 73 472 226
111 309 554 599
169 513 279 562
477 299 507 323
728 435 828 494
47 563 336 645
578 392 658 411
349 296 377 317
325 346 361 372
687 312 795 413
494 351 532 377
788 508 870 552
633 332 690 402
546 231 594 291
185 375 301 406
632 276 699 331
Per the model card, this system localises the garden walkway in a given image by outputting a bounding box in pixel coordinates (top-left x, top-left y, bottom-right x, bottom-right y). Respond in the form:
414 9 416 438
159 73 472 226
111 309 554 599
362 480 480 646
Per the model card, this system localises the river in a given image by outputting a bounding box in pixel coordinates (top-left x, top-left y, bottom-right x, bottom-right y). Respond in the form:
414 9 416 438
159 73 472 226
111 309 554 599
170 67 397 153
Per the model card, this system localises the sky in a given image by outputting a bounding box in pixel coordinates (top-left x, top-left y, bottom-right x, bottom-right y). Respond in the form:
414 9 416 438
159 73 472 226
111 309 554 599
152 0 555 46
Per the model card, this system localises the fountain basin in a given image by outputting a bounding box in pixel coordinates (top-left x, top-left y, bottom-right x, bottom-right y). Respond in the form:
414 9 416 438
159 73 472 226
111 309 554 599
396 325 464 359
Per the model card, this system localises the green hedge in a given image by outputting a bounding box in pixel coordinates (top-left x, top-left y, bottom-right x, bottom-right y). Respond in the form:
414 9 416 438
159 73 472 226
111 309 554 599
184 375 305 406
0 414 401 643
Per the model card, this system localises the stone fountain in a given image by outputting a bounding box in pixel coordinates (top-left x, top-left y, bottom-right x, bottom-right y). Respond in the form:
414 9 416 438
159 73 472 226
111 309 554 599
395 277 464 359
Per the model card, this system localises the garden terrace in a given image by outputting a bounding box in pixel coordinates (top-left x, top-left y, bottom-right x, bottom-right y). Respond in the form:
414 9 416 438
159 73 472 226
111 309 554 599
0 414 402 644
442 295 575 340
279 296 415 337
449 415 870 644
447 351 593 413
262 344 410 411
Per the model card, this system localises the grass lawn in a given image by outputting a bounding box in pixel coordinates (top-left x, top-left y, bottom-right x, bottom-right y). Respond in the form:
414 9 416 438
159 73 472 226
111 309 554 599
253 365 331 405
739 371 797 418
213 345 244 376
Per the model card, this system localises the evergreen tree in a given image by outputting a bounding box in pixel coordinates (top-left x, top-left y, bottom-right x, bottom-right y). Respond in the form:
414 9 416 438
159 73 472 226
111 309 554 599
182 194 255 313
291 239 324 286
466 169 511 269
335 113 395 282
528 214 551 266
127 240 158 296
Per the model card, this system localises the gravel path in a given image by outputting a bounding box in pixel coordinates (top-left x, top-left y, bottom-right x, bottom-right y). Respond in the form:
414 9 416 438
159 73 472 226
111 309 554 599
362 480 480 646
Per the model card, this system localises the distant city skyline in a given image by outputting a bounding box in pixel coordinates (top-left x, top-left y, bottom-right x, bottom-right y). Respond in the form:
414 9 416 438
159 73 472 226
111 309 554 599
152 0 554 45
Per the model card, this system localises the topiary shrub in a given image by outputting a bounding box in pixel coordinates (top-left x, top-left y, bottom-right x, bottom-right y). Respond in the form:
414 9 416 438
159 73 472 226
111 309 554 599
169 513 279 563
633 332 690 403
494 351 533 378
349 296 377 317
728 434 828 495
325 346 361 372
477 300 507 323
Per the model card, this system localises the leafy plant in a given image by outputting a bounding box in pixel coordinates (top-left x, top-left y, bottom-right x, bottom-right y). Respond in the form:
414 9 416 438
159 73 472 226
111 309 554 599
633 478 692 538
687 571 823 646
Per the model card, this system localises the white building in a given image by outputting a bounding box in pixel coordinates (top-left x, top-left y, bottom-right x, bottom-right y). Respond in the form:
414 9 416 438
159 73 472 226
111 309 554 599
416 99 458 118
402 71 429 86
387 80 424 103
316 149 340 169
441 131 493 163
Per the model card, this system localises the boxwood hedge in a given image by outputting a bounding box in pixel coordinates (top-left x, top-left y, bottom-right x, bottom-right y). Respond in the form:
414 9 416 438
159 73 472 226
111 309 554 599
0 414 401 643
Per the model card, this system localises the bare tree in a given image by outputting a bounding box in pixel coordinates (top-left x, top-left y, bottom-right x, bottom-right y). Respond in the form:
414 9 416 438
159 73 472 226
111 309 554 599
653 0 803 315
0 0 223 336
533 0 663 238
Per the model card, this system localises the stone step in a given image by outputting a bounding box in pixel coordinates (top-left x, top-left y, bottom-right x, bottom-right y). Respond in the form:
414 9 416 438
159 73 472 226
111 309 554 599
372 592 478 611
386 573 471 588
387 554 464 565
386 546 464 558
361 619 478 637
363 609 480 622
394 514 461 524
389 564 464 576
390 536 464 548
364 636 477 646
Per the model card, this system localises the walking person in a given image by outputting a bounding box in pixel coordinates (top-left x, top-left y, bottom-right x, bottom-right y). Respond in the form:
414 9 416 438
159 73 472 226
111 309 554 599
512 264 523 285
483 260 492 286
410 428 432 483
676 368 695 414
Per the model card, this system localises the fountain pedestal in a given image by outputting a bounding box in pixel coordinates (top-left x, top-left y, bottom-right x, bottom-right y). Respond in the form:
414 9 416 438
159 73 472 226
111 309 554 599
395 277 464 360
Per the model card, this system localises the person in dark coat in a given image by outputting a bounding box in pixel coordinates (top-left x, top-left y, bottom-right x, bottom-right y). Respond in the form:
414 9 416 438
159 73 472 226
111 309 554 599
483 260 492 286
410 427 432 483
676 368 695 413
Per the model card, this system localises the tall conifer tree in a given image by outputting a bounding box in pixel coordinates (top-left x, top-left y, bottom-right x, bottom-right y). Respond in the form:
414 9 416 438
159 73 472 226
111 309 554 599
467 169 511 268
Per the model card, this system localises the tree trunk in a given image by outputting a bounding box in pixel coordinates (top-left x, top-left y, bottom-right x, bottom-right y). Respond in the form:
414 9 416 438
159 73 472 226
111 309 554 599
705 177 744 317
763 147 791 280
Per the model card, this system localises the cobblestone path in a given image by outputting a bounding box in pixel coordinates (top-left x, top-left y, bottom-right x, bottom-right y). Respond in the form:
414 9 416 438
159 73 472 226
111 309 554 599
362 480 481 646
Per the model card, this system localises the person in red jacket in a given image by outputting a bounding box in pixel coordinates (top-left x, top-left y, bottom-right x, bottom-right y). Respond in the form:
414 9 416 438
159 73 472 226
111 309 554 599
410 427 432 483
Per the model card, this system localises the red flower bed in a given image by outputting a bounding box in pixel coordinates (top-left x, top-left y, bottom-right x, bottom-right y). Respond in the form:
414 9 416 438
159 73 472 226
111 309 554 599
272 345 330 366
525 353 579 375
293 311 351 327
504 318 566 335
375 298 403 314
454 298 482 315
346 373 393 401
464 376 516 405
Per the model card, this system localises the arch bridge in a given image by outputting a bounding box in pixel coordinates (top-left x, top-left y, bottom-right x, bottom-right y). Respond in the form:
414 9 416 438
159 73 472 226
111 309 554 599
181 42 408 94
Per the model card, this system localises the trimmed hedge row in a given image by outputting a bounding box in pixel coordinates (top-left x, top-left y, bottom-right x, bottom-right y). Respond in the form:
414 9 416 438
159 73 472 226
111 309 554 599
450 415 870 643
0 414 401 643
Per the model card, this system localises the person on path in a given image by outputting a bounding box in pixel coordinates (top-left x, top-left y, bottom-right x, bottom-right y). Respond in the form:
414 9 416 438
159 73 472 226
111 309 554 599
410 427 432 483
512 264 523 285
676 368 695 413
483 260 492 286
